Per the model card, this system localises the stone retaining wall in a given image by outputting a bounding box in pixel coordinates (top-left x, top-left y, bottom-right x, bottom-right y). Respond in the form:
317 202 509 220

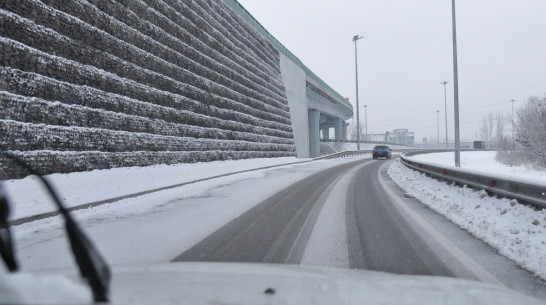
0 0 295 179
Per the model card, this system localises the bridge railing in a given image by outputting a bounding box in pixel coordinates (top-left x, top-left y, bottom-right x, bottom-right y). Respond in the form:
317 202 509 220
400 152 546 209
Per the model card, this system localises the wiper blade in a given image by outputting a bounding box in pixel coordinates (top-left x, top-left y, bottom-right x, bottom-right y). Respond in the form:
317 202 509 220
0 183 18 272
1 152 110 302
63 209 111 302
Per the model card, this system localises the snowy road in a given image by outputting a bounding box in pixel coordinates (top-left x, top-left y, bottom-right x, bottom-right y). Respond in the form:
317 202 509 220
10 156 546 299
175 159 452 276
173 158 546 299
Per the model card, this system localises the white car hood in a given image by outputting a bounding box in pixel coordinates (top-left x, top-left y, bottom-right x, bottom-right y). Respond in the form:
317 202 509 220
1 262 544 305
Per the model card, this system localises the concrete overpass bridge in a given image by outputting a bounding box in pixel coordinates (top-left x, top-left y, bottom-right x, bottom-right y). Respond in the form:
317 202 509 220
226 1 354 158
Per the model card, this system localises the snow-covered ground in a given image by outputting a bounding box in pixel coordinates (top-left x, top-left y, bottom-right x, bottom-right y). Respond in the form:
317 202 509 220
4 157 365 271
3 157 302 221
388 157 546 280
409 151 546 183
4 150 546 283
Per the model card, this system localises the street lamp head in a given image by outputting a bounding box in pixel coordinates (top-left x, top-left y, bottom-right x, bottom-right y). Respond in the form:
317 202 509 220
352 35 363 42
441 81 449 85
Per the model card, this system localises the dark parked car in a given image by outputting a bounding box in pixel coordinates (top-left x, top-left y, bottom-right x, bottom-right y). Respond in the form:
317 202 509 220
372 145 391 159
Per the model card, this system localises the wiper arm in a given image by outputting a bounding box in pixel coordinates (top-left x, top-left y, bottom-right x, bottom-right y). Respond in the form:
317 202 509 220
0 183 18 272
1 152 111 302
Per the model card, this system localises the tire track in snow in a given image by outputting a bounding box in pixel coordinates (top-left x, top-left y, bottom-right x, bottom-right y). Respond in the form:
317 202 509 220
299 162 372 267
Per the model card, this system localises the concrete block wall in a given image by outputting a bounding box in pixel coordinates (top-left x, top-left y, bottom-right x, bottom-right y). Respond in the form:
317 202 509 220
0 0 295 179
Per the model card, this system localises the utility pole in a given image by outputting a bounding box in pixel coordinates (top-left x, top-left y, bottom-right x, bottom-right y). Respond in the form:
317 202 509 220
364 105 368 144
437 110 440 147
353 35 363 150
451 0 461 167
511 99 516 143
441 81 449 148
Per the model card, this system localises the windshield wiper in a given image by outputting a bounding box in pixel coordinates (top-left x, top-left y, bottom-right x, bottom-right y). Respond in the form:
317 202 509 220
1 152 111 303
0 183 18 272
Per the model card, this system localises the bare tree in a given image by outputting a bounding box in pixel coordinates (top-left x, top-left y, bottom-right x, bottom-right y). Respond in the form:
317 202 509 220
487 112 495 145
494 111 505 147
479 117 489 142
515 95 546 167
479 111 508 148
479 112 495 145
348 117 363 141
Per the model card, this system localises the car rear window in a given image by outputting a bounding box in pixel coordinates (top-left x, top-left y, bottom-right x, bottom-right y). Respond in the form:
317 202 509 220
374 146 388 149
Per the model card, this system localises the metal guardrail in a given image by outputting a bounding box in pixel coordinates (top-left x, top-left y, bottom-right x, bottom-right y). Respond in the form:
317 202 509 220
317 150 372 160
316 148 443 160
400 153 546 209
317 149 546 209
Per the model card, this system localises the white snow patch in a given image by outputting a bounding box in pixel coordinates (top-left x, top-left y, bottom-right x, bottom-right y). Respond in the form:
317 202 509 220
3 157 300 220
8 157 364 271
388 159 546 280
409 151 546 184
299 163 371 267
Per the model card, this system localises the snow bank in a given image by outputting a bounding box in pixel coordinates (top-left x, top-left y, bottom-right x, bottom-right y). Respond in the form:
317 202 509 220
2 156 301 221
408 151 546 185
388 159 546 280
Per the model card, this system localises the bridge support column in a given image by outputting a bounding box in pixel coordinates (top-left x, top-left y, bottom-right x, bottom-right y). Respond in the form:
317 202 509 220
342 122 348 141
308 109 320 158
334 118 342 142
321 127 330 141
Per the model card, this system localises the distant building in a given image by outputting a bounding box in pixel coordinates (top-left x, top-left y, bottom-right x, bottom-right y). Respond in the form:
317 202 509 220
360 129 415 146
364 134 386 143
386 129 414 146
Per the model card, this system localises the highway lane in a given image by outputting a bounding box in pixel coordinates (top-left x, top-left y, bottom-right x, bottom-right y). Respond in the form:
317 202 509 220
173 157 546 298
174 158 368 264
174 158 450 275
345 159 452 275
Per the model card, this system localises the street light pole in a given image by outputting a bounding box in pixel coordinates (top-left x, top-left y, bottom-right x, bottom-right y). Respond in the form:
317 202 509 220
437 110 440 147
511 99 515 143
364 105 368 144
451 0 461 167
441 81 449 148
353 35 363 150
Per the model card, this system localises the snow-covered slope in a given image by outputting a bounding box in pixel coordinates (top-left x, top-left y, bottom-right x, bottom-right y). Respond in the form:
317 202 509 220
0 0 295 179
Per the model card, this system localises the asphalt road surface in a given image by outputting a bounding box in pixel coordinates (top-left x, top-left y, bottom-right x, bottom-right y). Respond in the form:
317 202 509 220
174 158 546 298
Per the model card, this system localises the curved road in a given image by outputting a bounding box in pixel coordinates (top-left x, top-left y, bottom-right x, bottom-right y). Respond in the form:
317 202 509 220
174 158 546 298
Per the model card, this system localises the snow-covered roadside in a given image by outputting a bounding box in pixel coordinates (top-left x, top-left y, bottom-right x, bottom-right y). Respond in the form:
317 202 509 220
409 151 546 183
388 159 546 280
2 157 302 221
9 157 365 271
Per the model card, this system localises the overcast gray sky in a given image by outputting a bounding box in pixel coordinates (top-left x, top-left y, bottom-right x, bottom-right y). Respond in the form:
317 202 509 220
236 0 546 144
